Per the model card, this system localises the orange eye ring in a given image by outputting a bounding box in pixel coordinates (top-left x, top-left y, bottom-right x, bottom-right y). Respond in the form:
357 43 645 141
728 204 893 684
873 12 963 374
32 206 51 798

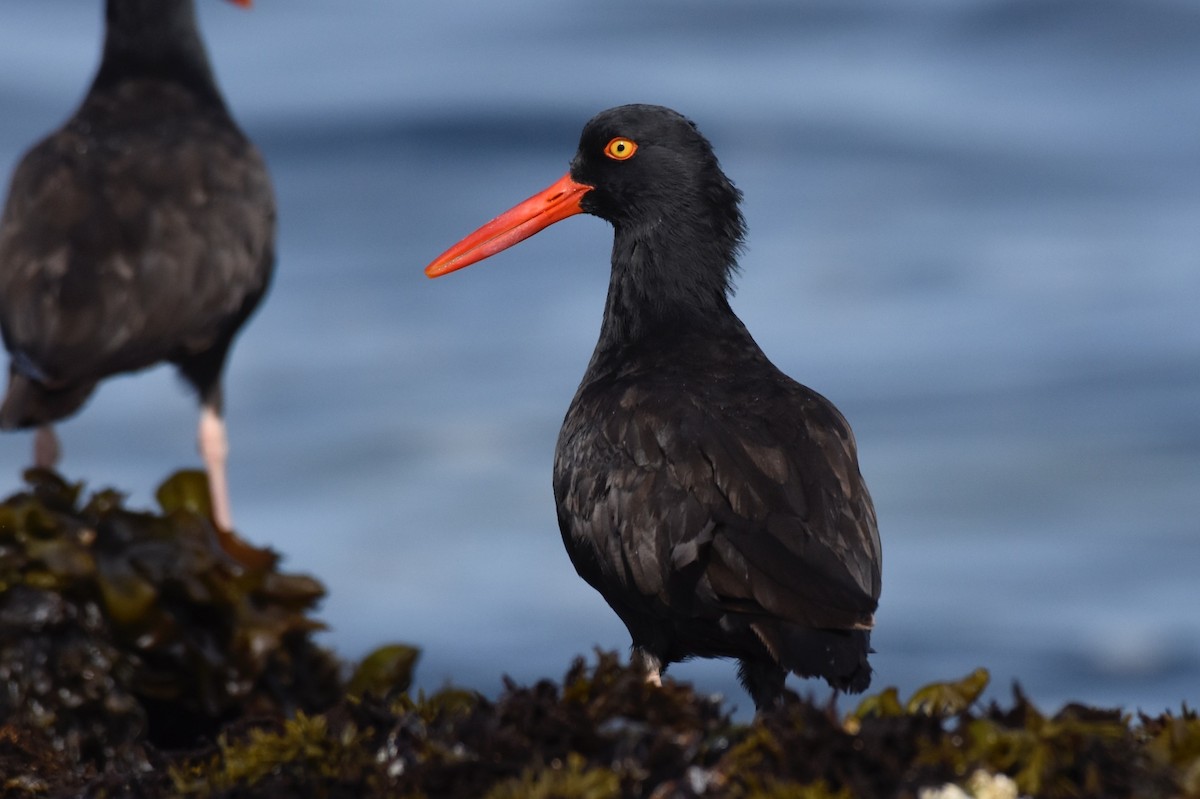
604 137 638 161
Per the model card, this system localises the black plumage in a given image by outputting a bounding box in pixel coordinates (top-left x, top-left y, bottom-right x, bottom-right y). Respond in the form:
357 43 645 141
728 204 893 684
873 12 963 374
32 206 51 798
0 0 274 536
426 104 881 709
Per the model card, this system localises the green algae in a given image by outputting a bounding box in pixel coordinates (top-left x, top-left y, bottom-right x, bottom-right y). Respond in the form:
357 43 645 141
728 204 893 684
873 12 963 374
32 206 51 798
848 670 1186 799
905 668 990 717
1142 708 1200 797
347 643 421 700
170 712 377 797
482 753 620 799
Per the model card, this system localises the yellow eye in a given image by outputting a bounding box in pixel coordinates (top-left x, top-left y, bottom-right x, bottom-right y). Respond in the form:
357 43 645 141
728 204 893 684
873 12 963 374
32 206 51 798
604 137 638 161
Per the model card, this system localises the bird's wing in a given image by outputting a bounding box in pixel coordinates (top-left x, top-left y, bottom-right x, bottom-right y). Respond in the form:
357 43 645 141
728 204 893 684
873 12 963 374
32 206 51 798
555 373 880 633
0 102 274 385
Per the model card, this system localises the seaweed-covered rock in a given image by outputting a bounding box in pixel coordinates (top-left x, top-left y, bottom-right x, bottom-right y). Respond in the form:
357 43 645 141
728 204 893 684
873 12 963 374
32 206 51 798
169 655 1200 799
0 723 77 796
174 651 735 798
3 471 1198 798
0 469 341 780
847 671 1186 799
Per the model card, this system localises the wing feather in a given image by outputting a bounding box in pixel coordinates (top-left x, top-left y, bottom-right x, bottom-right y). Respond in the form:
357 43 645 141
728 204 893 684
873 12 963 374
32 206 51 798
555 357 881 637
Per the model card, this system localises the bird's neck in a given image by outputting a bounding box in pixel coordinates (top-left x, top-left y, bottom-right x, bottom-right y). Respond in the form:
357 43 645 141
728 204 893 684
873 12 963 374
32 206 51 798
594 219 742 356
91 0 224 107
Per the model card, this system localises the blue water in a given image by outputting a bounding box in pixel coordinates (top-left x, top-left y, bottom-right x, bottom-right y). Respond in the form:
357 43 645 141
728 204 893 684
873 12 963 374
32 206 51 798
1 0 1197 717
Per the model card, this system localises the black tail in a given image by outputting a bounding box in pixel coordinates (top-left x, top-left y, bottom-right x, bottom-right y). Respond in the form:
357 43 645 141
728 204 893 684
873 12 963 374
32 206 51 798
775 625 873 694
748 619 873 697
1 369 95 430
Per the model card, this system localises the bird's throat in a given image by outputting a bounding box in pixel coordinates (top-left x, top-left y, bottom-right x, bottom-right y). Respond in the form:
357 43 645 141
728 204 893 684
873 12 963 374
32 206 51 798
94 0 222 105
596 222 738 353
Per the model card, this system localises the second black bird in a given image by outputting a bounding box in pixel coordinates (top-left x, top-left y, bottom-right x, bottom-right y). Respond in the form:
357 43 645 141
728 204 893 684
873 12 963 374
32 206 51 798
0 0 274 546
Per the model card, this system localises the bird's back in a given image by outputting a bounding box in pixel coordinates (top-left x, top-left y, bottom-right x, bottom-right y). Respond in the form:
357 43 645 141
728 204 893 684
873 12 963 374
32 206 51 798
0 75 275 425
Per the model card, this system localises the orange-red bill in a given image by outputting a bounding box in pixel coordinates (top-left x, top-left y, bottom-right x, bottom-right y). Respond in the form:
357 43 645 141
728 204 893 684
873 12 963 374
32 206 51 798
425 173 591 278
227 0 253 8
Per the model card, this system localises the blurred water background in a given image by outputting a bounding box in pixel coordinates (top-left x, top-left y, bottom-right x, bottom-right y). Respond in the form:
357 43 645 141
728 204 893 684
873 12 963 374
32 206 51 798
1 0 1197 716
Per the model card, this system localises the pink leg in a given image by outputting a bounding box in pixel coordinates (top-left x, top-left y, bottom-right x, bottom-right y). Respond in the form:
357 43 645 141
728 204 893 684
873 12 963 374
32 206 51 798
33 425 60 469
198 402 233 531
197 400 274 570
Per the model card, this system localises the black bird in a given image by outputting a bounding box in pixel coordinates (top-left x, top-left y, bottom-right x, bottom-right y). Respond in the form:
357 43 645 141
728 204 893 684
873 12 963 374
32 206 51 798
425 105 882 709
0 0 275 547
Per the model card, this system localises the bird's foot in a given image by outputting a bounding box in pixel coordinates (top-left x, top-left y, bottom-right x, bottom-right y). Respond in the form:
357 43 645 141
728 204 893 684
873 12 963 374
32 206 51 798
632 648 664 687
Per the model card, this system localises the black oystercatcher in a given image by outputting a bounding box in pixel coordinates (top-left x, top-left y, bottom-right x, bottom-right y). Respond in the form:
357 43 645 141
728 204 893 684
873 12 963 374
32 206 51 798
425 105 882 709
0 0 275 551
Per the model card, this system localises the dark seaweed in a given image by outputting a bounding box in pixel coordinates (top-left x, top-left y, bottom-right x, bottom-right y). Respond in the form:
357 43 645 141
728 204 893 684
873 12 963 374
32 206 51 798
0 471 1196 799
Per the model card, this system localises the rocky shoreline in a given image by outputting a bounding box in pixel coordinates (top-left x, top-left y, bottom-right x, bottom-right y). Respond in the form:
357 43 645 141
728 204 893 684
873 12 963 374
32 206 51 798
1 472 1196 798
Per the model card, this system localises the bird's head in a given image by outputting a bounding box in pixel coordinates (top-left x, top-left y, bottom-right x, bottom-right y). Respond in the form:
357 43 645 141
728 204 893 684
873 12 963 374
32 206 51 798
425 104 745 280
